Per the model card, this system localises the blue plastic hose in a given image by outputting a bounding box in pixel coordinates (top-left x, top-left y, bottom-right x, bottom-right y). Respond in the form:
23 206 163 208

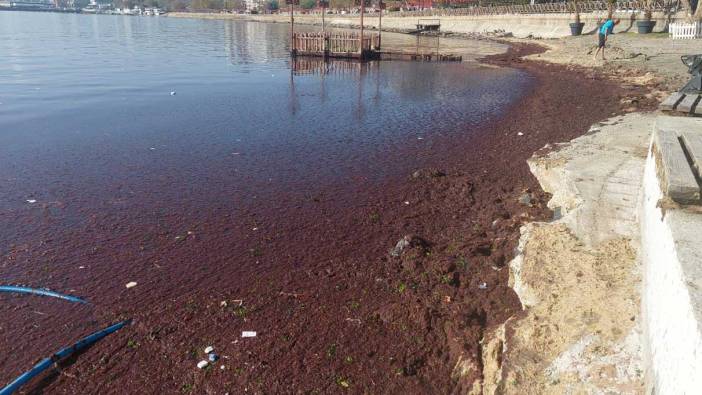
0 320 131 395
0 285 87 304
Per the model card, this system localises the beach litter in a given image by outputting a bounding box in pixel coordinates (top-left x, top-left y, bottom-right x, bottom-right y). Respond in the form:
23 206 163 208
242 331 257 338
518 193 532 206
390 236 411 257
0 285 88 304
170 91 176 96
125 282 137 289
517 132 524 136
197 360 209 369
204 346 214 354
0 320 131 395
478 282 488 290
26 199 36 204
208 353 219 362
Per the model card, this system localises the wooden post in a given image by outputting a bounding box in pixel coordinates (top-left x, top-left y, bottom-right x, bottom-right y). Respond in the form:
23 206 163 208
360 0 364 57
378 0 382 50
290 2 295 55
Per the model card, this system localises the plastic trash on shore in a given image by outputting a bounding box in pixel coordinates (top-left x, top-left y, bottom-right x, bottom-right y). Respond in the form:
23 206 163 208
170 91 176 96
241 331 256 338
517 132 524 136
204 346 214 354
26 199 36 204
208 353 219 362
197 360 208 369
125 282 137 289
478 282 488 290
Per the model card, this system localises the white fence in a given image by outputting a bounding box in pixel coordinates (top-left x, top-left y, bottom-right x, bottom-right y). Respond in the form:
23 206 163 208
669 21 702 39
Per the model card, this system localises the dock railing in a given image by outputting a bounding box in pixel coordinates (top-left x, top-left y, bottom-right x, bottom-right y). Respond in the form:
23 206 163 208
292 32 380 56
300 0 680 16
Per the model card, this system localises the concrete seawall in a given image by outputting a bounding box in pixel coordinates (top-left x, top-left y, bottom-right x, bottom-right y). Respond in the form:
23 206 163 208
640 116 702 393
168 11 684 38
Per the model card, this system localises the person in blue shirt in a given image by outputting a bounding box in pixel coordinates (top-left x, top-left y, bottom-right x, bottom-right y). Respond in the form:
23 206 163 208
594 18 620 60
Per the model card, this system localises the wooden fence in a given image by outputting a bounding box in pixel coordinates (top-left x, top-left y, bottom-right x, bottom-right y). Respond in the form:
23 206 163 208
292 32 380 55
669 21 702 39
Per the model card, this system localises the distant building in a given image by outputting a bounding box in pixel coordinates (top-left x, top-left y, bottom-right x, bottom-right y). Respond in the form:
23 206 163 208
245 0 266 12
7 0 54 8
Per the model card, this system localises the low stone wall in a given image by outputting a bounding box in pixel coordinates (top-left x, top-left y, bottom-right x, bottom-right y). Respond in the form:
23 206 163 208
168 11 684 38
640 116 702 393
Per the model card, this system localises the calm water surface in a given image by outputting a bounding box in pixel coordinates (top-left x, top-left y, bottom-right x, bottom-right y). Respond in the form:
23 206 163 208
0 11 530 254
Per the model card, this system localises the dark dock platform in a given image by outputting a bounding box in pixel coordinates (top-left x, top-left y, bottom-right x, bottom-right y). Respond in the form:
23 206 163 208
415 18 441 32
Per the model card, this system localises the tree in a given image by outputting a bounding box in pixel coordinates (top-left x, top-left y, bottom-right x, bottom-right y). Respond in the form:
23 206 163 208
300 0 315 8
606 0 615 19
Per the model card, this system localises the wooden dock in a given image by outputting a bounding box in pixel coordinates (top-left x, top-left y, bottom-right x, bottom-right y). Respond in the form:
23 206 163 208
415 18 441 32
291 32 380 60
291 32 461 62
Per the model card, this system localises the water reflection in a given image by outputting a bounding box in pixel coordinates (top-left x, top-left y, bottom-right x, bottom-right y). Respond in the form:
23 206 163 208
289 58 378 119
0 12 530 213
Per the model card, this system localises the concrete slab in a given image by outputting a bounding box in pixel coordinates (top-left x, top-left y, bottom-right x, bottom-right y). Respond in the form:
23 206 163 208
528 113 654 247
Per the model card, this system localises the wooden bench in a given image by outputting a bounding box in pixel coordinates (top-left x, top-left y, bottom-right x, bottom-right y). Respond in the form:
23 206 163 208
660 91 702 116
653 118 702 204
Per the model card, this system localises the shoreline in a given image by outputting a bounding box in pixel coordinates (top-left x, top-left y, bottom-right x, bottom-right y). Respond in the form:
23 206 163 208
0 20 667 393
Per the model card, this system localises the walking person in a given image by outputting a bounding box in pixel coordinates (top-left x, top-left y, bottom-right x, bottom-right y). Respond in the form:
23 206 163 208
593 18 620 60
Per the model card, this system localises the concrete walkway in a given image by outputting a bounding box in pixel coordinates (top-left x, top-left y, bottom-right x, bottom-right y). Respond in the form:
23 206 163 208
521 33 701 91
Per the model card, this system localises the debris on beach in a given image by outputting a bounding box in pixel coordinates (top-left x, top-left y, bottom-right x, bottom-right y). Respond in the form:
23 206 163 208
479 282 488 290
390 236 411 257
0 285 88 304
411 168 446 179
204 346 214 354
518 193 532 206
241 331 256 338
390 235 429 258
125 282 137 289
26 199 36 204
518 132 524 136
1 320 130 394
208 353 219 362
170 91 176 96
197 360 208 369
